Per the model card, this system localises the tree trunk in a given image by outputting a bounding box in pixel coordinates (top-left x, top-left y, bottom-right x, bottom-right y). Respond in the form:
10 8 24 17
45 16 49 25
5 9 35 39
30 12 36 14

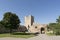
10 28 12 33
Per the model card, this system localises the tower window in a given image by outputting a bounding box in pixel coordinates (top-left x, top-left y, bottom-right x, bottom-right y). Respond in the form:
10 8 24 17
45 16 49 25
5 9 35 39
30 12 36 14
35 26 37 28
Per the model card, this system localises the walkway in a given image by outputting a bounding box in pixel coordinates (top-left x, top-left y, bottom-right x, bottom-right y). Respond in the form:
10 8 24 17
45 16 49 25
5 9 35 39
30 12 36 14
0 34 60 40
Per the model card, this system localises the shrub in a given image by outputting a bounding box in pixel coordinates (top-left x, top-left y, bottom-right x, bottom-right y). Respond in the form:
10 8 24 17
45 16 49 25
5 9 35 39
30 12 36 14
55 31 60 35
12 32 35 35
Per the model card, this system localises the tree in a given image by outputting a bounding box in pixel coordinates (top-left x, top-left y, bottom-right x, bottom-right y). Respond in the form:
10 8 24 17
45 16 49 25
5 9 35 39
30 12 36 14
48 23 56 30
55 16 60 35
47 23 57 34
48 16 60 35
3 12 20 33
56 16 60 23
0 21 5 33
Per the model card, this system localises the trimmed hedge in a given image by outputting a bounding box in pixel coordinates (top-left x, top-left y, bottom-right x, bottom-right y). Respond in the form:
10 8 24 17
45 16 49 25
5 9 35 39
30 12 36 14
12 32 35 35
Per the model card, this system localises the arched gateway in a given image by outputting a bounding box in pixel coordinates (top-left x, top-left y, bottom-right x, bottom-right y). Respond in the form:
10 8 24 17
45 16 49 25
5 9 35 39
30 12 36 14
41 27 45 34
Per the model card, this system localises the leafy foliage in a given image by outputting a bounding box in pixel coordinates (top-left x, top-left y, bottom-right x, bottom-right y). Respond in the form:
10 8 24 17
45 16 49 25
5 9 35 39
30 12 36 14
56 16 60 23
0 21 5 33
48 16 60 35
2 12 20 33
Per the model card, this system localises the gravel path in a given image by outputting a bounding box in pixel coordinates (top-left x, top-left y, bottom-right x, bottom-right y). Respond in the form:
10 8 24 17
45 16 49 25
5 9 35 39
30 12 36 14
27 34 60 40
0 34 60 40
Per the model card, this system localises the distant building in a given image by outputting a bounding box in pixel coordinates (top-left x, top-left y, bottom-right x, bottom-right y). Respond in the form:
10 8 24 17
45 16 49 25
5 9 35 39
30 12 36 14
24 15 47 34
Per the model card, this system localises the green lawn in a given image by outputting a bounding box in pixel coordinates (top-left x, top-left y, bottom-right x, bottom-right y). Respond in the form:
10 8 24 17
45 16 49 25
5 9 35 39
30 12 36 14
0 33 35 38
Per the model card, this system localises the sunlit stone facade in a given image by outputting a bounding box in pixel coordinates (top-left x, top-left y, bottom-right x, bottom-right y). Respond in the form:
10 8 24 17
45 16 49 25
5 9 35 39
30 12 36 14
24 15 47 33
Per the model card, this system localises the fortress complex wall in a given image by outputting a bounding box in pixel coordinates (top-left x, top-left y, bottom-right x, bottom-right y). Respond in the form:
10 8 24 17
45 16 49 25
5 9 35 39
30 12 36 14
24 15 47 33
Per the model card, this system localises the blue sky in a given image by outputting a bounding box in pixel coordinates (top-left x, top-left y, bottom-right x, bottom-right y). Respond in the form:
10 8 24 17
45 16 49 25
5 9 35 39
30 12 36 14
0 0 60 25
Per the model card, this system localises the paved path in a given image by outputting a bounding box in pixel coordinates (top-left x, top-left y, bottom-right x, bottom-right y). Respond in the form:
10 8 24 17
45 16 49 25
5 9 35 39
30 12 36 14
27 34 60 40
0 34 60 40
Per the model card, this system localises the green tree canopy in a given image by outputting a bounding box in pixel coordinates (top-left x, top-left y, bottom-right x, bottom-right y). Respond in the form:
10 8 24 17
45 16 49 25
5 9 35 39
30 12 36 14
48 16 60 35
48 23 56 30
56 16 60 23
2 12 20 33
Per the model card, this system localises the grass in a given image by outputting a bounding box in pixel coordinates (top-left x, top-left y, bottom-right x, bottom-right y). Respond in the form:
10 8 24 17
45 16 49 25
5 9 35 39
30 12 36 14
47 33 54 36
0 32 35 38
46 33 55 36
46 31 55 36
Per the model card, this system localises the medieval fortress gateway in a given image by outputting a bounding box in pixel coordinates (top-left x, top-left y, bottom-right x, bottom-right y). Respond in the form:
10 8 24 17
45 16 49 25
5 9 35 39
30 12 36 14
24 15 47 34
18 15 47 34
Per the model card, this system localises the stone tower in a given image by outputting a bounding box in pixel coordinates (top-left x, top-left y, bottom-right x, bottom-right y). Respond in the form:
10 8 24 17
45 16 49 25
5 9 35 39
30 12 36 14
25 15 34 29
